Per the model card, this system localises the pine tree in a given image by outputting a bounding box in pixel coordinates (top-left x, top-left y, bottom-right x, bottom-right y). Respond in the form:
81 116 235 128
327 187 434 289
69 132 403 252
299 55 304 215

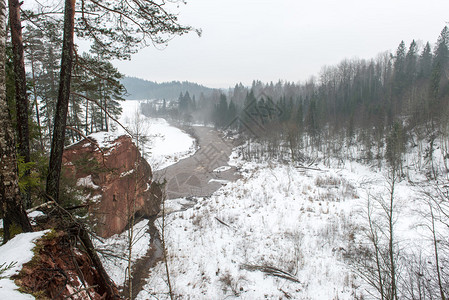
0 0 32 242
178 91 189 112
46 0 195 203
183 91 192 111
9 0 31 195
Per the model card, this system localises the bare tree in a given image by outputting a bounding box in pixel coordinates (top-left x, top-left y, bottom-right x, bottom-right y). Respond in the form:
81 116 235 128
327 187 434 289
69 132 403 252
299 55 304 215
159 184 174 300
366 195 386 300
351 169 400 300
429 204 446 300
383 169 399 300
422 183 449 300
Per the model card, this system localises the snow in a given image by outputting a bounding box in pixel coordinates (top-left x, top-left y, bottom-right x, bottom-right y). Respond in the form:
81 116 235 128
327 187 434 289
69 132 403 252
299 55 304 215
27 211 46 226
213 166 232 173
0 230 49 299
120 169 135 178
27 211 45 219
117 100 197 171
0 211 46 230
136 157 362 299
88 131 121 149
71 100 196 172
208 179 229 185
77 175 101 190
94 219 152 288
131 139 448 299
54 98 447 298
163 198 197 214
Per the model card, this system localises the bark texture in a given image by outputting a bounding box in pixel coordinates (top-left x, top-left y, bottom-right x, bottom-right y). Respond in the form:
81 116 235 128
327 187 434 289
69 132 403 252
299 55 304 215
46 0 76 202
0 0 32 242
9 0 31 207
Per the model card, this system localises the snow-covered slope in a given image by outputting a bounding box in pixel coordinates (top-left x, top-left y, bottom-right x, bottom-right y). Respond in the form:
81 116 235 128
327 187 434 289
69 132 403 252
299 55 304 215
87 100 196 171
132 143 447 299
136 156 360 299
94 219 152 287
117 100 196 171
0 231 49 299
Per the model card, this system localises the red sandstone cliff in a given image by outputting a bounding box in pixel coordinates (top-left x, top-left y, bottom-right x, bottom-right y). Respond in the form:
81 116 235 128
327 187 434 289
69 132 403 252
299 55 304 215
14 230 119 299
62 134 162 238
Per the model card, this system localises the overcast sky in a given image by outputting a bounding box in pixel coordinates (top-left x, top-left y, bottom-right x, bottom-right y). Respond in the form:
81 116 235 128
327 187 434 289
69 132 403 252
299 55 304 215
113 0 449 89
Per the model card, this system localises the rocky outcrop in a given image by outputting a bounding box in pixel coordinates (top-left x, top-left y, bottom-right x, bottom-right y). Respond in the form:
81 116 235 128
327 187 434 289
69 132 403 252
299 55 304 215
62 134 162 238
14 230 119 299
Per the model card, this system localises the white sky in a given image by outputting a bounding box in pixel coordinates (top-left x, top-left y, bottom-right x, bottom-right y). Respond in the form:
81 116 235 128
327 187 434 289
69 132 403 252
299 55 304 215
113 0 449 89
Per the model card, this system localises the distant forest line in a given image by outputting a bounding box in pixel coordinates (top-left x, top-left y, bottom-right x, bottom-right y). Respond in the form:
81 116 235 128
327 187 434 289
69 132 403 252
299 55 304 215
120 77 215 100
142 26 449 171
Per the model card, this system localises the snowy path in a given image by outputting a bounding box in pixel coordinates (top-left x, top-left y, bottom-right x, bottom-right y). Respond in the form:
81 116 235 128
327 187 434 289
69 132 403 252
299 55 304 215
154 126 240 199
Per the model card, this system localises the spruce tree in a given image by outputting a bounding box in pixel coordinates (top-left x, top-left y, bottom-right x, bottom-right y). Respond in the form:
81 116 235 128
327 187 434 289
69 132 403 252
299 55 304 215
393 40 406 97
405 40 418 85
227 100 237 128
431 26 449 100
419 42 433 79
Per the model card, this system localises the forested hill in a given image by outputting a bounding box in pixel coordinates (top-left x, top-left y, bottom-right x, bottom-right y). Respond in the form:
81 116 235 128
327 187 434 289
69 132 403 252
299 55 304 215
121 76 216 100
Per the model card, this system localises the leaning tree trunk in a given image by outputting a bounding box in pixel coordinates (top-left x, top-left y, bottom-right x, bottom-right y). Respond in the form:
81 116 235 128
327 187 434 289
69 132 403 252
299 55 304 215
9 0 31 208
46 0 76 203
0 0 32 242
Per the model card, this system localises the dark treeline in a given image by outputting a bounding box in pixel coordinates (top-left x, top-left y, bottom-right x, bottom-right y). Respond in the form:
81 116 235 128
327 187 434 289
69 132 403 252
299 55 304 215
145 26 449 170
121 76 215 100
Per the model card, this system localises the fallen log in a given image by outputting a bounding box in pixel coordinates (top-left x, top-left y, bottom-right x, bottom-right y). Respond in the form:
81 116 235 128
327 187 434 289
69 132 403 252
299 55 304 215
240 264 301 283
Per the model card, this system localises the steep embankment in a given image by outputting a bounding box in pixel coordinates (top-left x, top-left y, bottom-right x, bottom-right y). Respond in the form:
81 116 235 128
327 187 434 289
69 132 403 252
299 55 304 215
124 125 241 298
62 134 161 238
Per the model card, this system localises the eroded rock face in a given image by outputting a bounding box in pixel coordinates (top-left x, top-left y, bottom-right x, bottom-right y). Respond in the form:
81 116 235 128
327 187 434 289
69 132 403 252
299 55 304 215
62 135 161 238
15 230 118 299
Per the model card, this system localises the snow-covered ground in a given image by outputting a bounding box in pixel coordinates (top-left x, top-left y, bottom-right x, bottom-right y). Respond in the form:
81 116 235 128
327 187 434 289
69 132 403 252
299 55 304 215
115 100 197 171
94 219 152 287
2 98 447 299
0 231 49 299
136 156 360 299
86 100 196 171
130 142 448 299
90 101 197 290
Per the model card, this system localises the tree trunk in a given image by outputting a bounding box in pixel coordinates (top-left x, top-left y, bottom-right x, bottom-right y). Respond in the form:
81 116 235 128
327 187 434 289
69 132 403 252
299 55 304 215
388 170 398 300
76 224 121 299
46 0 76 203
30 58 44 150
85 95 88 135
0 0 32 242
8 0 31 208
